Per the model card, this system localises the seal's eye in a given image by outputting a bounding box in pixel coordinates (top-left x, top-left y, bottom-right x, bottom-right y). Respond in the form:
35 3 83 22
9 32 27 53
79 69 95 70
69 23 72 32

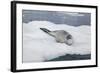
66 35 72 40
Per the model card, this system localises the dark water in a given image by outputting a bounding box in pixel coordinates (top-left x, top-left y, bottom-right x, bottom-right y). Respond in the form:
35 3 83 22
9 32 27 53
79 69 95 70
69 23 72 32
45 54 91 62
22 10 91 26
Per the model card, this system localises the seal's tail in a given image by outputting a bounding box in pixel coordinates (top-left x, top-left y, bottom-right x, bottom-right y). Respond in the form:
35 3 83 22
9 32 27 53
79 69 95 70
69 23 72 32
40 28 51 33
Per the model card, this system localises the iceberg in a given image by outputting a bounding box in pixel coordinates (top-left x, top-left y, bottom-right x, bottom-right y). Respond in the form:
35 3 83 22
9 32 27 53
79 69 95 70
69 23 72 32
23 21 91 62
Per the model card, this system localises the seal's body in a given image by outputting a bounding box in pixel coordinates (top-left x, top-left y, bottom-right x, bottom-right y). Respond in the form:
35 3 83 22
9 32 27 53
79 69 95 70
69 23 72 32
40 28 73 46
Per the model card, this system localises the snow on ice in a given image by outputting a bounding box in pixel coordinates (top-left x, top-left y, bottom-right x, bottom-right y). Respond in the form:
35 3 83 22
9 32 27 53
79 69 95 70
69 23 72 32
23 21 91 62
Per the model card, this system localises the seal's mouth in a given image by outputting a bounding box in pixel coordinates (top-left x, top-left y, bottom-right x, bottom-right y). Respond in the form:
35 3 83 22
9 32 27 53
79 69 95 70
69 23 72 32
67 39 73 45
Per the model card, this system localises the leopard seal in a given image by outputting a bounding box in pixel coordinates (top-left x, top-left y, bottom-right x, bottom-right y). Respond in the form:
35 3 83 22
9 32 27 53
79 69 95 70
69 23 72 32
40 28 73 46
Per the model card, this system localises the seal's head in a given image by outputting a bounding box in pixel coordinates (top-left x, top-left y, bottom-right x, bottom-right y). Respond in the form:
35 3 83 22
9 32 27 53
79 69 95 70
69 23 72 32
65 35 73 46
